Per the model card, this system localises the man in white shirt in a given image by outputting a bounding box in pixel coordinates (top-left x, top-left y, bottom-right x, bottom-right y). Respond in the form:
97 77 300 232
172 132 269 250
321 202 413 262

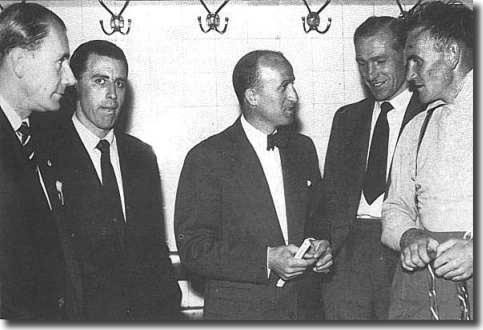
0 3 76 320
52 40 181 320
382 1 473 320
315 16 425 320
175 50 332 320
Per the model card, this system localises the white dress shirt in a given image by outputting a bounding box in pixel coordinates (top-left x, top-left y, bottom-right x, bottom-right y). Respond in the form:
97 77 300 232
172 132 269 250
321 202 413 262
72 113 126 221
241 115 288 245
0 94 52 210
357 88 411 219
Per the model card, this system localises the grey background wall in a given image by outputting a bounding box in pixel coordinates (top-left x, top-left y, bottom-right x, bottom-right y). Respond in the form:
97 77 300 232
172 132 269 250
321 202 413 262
7 0 471 315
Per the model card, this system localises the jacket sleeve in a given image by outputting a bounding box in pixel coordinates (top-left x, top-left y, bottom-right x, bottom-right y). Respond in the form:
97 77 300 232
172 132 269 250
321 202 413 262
174 146 269 285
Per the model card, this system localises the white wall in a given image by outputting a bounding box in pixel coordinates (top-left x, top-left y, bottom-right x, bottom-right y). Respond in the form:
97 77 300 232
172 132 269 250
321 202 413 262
9 0 471 312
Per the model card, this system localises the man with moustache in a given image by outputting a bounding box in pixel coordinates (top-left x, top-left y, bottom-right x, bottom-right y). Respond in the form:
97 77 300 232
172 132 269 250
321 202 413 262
382 1 473 320
175 50 332 320
314 17 425 319
0 2 76 319
52 40 181 320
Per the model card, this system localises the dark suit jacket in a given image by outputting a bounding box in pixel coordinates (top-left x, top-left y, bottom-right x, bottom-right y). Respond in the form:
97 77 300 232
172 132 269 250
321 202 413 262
174 118 323 320
312 93 425 256
0 110 65 320
51 119 181 321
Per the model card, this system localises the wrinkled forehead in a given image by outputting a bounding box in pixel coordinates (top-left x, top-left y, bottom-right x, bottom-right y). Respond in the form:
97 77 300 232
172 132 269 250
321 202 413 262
83 53 128 78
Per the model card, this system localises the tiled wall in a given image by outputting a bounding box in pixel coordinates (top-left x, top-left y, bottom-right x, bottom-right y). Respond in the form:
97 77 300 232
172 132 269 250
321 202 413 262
15 0 471 313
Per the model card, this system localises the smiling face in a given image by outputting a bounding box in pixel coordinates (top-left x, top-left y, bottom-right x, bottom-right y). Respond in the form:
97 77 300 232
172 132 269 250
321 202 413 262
405 28 453 104
22 22 76 112
75 54 127 138
355 30 407 101
247 56 299 134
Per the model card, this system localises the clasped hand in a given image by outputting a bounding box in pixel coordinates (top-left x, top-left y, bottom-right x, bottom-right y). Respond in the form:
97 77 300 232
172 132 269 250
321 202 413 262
400 229 472 281
268 240 332 281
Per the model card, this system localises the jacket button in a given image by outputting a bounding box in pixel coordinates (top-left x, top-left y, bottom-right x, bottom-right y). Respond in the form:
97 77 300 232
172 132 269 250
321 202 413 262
71 232 75 238
178 234 184 240
112 218 118 223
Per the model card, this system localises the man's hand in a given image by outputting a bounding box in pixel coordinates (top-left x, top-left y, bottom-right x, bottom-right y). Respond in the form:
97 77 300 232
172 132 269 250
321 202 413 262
433 238 473 281
399 228 439 271
304 240 333 273
268 245 316 281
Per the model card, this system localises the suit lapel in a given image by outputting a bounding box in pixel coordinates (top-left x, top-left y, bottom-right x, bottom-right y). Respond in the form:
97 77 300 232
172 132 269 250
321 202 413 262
228 119 285 246
349 99 374 208
279 146 306 245
116 134 131 222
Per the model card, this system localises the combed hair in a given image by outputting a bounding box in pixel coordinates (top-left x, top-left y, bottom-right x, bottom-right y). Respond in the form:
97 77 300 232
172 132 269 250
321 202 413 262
70 40 129 79
232 50 285 106
404 1 473 51
354 16 407 51
0 2 66 62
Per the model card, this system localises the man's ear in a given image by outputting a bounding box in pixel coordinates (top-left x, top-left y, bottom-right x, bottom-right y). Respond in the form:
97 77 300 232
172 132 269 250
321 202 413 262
244 88 258 107
8 47 28 78
445 40 461 70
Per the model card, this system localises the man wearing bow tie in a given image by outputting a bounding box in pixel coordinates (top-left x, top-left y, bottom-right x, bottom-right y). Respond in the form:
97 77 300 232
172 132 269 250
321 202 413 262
0 3 76 320
50 40 181 320
175 50 332 320
313 17 426 320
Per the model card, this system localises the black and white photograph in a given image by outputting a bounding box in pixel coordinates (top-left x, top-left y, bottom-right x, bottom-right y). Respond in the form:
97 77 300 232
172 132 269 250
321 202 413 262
0 0 474 323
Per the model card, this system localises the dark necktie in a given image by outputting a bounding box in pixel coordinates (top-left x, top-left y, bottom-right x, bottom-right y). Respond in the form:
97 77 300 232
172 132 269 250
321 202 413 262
96 139 125 223
17 121 37 167
267 130 289 151
363 101 394 204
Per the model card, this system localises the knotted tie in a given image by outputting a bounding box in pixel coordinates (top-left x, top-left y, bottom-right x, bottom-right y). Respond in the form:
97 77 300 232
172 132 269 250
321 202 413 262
96 139 124 223
17 121 36 167
267 130 289 151
363 101 393 204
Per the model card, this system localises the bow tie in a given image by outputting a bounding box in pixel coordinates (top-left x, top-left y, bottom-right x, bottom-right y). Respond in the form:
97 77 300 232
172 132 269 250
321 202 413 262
267 131 289 151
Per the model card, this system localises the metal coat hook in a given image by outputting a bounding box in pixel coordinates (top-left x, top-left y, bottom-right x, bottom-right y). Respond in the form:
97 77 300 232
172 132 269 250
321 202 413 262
99 0 131 35
301 0 332 34
396 0 423 20
198 0 230 34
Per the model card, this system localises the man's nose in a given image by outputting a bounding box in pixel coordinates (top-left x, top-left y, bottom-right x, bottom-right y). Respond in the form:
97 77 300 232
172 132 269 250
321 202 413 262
287 84 298 102
406 63 417 82
62 62 76 87
106 83 117 100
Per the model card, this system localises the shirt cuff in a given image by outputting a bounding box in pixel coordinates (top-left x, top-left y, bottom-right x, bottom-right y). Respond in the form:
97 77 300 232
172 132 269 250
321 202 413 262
266 247 271 279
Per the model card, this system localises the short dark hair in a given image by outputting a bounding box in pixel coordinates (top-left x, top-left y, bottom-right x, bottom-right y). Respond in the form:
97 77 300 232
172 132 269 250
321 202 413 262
0 2 66 62
354 16 406 51
70 40 128 80
232 50 288 106
404 1 473 51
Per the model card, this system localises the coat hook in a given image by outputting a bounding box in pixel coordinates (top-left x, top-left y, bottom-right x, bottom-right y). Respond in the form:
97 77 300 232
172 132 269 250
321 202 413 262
396 0 423 20
98 0 131 35
198 0 230 34
301 0 332 34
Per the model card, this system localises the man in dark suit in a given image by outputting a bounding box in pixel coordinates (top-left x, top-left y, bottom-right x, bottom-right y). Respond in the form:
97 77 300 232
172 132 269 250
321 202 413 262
174 50 332 320
0 3 76 320
314 17 426 319
52 40 181 320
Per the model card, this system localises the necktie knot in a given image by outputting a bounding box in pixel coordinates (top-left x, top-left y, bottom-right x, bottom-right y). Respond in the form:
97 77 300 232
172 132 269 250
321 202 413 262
267 131 289 151
17 121 31 144
380 101 394 115
96 139 110 154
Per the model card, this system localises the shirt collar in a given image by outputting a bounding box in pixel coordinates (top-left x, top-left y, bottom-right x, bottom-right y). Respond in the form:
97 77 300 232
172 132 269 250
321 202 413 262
377 88 411 112
0 93 25 131
455 70 473 106
241 115 273 152
72 112 115 152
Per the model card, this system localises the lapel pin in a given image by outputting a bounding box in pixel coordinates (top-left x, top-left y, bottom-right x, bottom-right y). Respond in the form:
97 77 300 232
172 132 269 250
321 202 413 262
56 180 65 206
47 159 52 167
306 180 312 187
